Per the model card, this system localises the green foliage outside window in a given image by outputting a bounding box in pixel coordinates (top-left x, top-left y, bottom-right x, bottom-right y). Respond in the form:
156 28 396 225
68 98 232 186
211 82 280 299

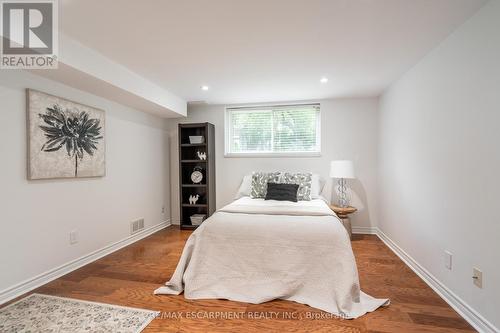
228 105 319 154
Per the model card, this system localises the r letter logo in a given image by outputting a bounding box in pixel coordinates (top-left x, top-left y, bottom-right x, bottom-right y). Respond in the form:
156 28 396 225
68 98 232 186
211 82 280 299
1 0 58 69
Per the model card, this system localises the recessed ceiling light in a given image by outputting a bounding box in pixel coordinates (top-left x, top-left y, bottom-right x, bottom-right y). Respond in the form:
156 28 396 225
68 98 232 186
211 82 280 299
320 77 328 83
201 85 209 91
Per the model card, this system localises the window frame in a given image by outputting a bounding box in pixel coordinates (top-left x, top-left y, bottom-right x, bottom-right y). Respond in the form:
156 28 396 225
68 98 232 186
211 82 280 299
224 103 321 158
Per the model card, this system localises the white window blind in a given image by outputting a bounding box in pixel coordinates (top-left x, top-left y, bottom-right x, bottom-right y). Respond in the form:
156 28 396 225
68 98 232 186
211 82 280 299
225 104 320 156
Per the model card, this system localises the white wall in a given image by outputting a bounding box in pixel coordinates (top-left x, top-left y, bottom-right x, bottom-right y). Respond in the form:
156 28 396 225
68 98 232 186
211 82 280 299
378 0 500 330
168 98 379 230
0 70 170 294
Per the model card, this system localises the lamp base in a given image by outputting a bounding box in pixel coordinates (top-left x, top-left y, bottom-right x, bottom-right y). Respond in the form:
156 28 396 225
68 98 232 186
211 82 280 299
336 178 349 208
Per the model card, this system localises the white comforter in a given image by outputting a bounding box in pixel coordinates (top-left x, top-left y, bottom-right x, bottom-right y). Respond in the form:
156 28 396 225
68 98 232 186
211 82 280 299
155 197 388 318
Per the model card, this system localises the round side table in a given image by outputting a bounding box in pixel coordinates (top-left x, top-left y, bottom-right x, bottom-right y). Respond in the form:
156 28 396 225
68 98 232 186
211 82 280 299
329 205 357 240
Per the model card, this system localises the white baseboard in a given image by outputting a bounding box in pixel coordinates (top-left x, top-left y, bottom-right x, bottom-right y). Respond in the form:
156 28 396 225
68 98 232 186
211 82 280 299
376 228 498 333
0 220 171 305
352 226 377 235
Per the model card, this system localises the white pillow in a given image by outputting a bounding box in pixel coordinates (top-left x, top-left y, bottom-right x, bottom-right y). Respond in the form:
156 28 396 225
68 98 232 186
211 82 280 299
319 177 332 204
311 174 325 199
234 174 253 199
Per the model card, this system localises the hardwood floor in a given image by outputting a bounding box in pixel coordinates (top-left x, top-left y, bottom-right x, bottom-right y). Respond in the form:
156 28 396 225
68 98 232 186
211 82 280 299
4 227 475 332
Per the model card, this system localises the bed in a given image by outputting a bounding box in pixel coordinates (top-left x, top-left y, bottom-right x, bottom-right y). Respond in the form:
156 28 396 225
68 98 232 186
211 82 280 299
155 196 388 318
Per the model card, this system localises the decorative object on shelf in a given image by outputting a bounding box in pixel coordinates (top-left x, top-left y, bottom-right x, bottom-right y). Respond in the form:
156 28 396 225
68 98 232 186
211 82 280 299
27 89 105 180
189 136 204 144
330 160 356 208
190 214 206 226
191 166 204 184
196 151 207 160
189 194 200 205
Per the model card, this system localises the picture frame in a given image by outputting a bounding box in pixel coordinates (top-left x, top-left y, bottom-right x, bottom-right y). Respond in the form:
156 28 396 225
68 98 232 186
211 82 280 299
26 89 106 180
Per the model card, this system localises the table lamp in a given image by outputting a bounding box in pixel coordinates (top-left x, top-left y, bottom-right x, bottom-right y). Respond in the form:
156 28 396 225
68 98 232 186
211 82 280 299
330 160 356 207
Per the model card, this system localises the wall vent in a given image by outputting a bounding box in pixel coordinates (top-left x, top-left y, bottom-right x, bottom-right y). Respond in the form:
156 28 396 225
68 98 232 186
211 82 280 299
130 218 145 235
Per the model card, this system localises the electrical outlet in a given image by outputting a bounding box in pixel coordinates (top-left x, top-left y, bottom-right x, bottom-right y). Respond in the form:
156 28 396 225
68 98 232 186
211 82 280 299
472 268 482 288
444 251 452 270
162 206 165 214
69 230 78 245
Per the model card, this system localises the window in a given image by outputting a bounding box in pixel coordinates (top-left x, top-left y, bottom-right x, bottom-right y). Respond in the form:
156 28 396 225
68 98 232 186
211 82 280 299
225 104 320 156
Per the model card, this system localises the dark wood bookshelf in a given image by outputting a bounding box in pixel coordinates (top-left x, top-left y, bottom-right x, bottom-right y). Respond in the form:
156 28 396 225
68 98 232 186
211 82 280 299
178 123 215 230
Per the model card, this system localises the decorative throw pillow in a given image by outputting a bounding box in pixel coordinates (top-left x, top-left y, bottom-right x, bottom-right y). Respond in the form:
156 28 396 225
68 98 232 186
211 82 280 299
280 172 313 201
250 172 281 198
265 183 299 202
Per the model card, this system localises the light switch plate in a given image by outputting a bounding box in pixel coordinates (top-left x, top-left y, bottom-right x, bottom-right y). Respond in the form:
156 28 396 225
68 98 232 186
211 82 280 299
69 230 78 245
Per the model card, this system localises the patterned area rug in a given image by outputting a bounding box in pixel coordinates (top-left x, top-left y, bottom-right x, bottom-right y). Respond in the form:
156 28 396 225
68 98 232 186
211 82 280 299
0 293 158 333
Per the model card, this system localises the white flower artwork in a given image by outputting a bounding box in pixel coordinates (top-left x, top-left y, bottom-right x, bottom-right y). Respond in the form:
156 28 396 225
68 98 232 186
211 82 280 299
27 89 106 180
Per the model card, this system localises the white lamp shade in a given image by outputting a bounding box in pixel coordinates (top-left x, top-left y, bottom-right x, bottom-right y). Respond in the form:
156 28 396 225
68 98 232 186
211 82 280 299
330 160 355 179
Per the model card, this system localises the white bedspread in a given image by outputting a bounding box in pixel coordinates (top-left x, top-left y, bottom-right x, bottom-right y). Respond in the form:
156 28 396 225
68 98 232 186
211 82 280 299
155 197 388 318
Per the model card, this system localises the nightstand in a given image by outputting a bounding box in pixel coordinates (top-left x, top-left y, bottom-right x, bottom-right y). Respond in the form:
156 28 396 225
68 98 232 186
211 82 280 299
329 205 357 240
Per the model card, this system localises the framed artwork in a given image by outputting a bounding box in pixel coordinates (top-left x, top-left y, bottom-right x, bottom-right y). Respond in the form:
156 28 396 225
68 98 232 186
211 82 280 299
27 89 106 179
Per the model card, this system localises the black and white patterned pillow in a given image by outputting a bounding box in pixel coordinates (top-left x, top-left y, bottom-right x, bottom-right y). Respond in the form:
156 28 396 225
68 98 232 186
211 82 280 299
250 172 281 198
280 172 313 201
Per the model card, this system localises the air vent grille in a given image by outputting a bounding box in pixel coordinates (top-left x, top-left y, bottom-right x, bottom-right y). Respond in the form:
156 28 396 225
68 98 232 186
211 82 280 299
130 218 145 235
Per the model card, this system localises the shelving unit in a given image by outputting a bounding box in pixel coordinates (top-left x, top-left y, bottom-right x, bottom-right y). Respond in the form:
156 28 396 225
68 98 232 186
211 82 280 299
178 123 215 230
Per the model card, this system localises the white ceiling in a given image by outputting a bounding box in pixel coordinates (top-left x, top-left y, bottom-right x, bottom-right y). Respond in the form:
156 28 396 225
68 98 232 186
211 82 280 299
60 0 486 105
